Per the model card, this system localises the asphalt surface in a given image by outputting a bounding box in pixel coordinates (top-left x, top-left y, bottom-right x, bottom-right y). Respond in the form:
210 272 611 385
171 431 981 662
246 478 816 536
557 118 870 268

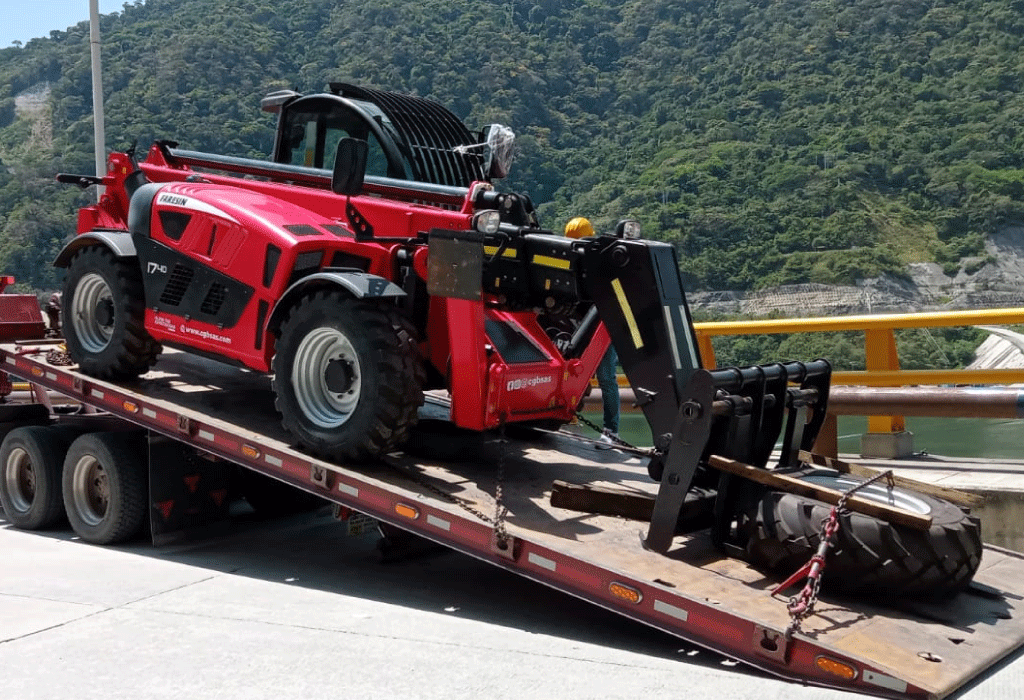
3 506 1023 700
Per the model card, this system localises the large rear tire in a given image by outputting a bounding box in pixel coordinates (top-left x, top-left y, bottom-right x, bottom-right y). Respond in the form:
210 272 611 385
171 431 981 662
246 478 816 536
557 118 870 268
63 432 148 545
0 426 77 529
62 245 161 380
739 469 982 598
272 292 425 462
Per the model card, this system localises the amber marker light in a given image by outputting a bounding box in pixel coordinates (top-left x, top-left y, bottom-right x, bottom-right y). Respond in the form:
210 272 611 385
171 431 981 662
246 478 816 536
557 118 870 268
122 401 139 413
608 581 643 604
815 656 857 681
30 367 43 377
395 503 420 520
241 445 261 459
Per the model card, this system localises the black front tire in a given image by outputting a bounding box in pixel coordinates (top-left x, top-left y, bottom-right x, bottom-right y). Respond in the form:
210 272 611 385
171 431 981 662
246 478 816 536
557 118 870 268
62 432 148 545
272 292 425 463
62 245 161 380
0 426 77 529
739 469 983 598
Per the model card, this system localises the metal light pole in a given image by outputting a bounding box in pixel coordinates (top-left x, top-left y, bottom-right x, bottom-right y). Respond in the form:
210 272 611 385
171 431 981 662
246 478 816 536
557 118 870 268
89 0 105 200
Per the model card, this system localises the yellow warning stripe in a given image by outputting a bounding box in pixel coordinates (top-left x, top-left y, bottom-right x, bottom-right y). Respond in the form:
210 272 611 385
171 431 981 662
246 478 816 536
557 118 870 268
484 246 519 259
531 254 571 270
612 278 644 349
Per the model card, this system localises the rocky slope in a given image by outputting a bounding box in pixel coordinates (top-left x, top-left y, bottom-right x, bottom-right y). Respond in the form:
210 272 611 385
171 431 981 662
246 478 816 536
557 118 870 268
689 229 1024 318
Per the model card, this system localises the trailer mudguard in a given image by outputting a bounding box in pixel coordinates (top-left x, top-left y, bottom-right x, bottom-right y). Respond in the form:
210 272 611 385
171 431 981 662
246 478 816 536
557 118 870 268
53 230 137 268
267 270 405 332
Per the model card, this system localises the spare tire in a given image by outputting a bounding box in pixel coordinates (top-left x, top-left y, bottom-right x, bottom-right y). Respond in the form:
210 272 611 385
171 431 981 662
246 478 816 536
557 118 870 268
738 469 982 598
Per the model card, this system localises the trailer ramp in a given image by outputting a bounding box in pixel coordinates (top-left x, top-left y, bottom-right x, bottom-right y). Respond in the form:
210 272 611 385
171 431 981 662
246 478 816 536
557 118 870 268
3 342 1024 699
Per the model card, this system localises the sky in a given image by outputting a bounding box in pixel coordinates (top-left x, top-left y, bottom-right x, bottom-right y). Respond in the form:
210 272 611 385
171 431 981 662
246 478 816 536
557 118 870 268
0 1 137 48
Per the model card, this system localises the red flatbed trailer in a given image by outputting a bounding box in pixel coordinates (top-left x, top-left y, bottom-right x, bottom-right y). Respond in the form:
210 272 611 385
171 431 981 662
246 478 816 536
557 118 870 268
3 339 1024 699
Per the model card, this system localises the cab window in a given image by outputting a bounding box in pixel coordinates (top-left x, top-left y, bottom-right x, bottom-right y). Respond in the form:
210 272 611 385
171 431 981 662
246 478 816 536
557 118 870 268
280 100 390 177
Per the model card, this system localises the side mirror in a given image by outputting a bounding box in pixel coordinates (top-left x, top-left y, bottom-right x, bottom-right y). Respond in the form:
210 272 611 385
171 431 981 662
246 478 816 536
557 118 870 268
332 138 368 196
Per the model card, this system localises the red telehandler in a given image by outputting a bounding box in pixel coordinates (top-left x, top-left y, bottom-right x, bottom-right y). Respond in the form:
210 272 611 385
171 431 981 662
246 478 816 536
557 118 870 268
52 83 980 597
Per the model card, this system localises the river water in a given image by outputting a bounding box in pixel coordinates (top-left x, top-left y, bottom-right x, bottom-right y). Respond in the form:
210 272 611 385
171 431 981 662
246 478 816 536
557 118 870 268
579 411 1024 460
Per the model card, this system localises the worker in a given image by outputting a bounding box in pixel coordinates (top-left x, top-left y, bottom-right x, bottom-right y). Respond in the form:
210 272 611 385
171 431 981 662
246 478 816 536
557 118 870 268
564 217 620 449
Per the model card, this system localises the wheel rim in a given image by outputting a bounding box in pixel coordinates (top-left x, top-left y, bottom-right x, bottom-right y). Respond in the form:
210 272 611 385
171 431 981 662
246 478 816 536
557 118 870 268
71 272 114 353
71 455 109 527
803 473 933 516
291 327 362 428
3 447 35 513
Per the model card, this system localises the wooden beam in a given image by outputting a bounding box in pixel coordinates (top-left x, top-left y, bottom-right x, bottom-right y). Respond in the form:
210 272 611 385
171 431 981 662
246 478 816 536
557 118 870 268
798 450 984 509
549 480 715 533
550 480 655 520
706 454 933 530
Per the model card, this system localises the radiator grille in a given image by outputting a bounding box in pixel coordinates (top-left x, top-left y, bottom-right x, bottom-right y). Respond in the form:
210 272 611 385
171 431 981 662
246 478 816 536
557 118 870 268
160 264 194 307
200 283 227 315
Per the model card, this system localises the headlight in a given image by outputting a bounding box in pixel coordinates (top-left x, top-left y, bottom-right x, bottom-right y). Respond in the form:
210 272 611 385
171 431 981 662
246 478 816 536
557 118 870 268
474 210 502 234
615 219 641 239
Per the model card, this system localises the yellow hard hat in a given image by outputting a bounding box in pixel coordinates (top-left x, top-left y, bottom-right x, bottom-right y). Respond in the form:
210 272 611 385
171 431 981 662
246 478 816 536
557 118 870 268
564 217 594 239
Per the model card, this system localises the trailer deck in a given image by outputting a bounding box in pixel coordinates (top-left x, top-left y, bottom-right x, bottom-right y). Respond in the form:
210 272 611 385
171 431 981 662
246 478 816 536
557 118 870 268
4 339 1024 699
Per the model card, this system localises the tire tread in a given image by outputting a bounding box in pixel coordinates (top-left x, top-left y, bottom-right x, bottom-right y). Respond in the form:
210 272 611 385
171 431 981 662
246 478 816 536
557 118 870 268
741 472 982 598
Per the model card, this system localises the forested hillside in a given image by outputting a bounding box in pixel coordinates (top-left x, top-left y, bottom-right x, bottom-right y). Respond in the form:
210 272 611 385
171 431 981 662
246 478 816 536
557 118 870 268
1 0 1022 295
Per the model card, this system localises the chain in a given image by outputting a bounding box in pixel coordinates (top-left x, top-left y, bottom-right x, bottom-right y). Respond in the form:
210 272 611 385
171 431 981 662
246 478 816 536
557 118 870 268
384 411 645 549
45 342 72 366
784 469 895 638
383 456 499 525
492 422 510 549
381 424 516 536
573 410 642 451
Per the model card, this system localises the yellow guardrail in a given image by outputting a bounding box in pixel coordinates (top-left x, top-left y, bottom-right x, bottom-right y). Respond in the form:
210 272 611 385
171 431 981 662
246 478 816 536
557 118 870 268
693 307 1024 434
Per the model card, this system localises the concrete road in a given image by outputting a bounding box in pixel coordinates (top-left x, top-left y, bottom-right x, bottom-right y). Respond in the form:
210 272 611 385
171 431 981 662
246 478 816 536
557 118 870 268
2 507 1022 700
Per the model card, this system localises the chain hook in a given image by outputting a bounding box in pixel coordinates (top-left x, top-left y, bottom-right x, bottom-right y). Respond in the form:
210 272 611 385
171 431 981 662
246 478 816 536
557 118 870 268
773 469 895 638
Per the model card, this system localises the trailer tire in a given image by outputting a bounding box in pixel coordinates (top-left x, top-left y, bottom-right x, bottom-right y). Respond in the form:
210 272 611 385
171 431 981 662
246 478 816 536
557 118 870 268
62 246 161 380
273 292 425 463
0 426 78 529
739 469 982 598
63 432 148 545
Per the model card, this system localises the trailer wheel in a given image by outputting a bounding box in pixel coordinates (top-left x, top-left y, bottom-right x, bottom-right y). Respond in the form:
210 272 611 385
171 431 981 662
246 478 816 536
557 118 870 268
62 246 161 380
273 292 425 462
62 432 148 544
0 426 79 529
739 469 982 598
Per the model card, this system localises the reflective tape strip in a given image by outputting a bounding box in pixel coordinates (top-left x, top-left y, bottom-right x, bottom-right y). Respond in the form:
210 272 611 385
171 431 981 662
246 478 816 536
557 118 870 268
92 389 104 399
527 552 557 571
338 482 359 498
265 454 282 467
681 304 700 369
653 599 689 622
46 372 57 380
143 408 158 419
863 670 907 693
198 430 215 441
663 305 683 370
5 356 15 366
426 514 451 531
